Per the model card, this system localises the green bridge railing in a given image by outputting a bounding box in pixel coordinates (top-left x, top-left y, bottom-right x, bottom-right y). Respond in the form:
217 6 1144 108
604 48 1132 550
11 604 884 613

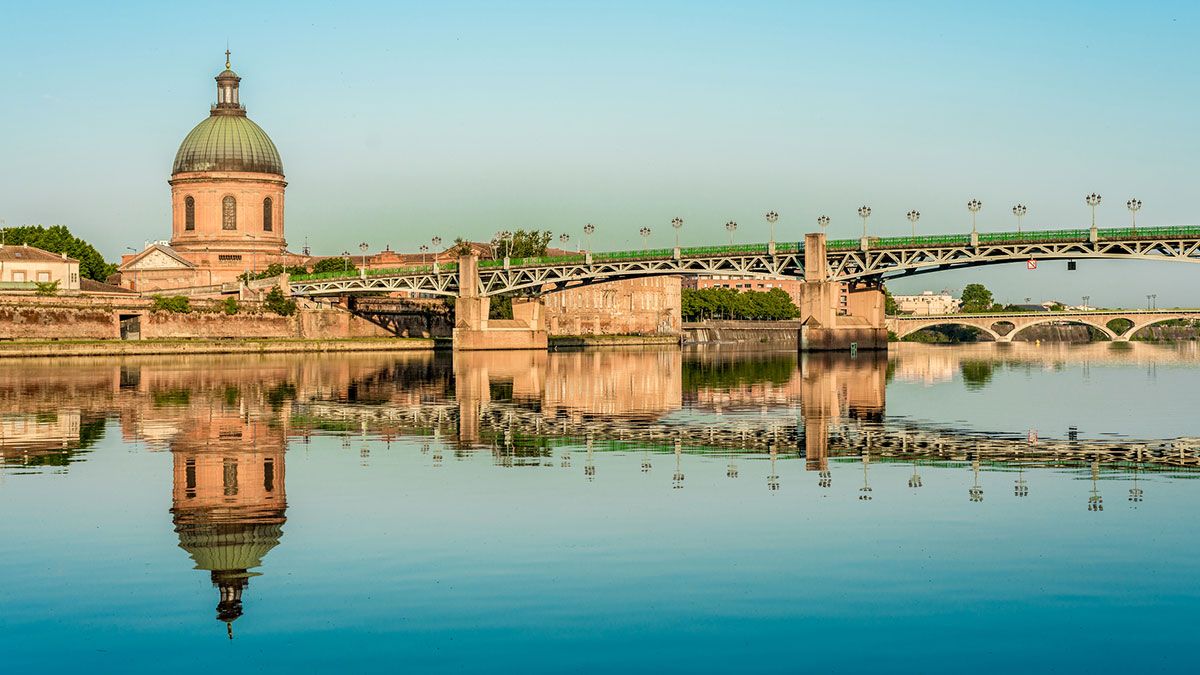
288 225 1200 283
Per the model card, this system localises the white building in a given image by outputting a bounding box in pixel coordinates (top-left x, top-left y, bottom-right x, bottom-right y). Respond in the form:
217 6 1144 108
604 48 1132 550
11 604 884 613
893 291 960 315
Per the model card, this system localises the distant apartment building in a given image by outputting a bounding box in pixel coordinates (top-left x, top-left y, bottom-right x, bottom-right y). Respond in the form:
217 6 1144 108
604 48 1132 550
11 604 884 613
893 291 960 315
0 244 81 291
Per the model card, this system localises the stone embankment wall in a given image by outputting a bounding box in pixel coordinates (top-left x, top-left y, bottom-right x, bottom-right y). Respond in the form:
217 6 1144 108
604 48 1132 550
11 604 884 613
682 320 803 346
0 295 390 341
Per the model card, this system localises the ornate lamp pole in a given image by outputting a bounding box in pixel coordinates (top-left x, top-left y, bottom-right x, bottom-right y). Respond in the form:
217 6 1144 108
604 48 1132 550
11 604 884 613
431 236 442 250
857 206 871 237
1085 193 1102 228
725 220 738 245
358 242 369 274
639 227 651 251
859 453 872 501
559 233 570 250
419 244 429 265
1126 198 1142 233
671 217 683 248
1012 204 1027 233
583 223 595 251
817 215 830 235
967 199 982 235
341 250 351 273
497 230 512 258
906 209 920 238
765 211 779 244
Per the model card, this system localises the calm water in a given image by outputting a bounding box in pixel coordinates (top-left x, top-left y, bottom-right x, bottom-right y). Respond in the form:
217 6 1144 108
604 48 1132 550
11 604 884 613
1 343 1198 673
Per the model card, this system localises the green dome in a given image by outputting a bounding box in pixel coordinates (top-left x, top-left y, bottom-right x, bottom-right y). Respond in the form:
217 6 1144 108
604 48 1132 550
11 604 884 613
172 114 283 175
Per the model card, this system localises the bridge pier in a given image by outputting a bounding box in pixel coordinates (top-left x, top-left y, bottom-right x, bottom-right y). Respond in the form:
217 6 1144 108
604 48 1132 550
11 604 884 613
798 233 889 352
452 254 548 351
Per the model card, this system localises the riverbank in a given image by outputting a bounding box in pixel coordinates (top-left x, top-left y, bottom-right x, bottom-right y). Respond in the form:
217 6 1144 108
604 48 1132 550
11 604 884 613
683 320 801 346
0 337 439 359
548 334 680 348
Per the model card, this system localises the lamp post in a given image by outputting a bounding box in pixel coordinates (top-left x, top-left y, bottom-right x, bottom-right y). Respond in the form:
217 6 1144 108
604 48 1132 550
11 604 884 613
725 220 738 245
1085 193 1102 228
431 236 442 255
419 244 429 265
817 215 830 235
341 250 351 273
639 227 651 251
671 217 683 248
967 199 982 235
1126 198 1142 233
906 210 920 238
497 230 512 258
359 242 369 275
583 223 595 252
765 211 779 244
1012 204 1027 233
857 206 871 237
1082 295 1090 310
559 233 570 251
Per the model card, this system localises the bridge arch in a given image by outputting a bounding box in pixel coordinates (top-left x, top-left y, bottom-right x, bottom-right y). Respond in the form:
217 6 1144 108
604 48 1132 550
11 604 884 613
892 320 1002 342
1126 315 1200 340
1008 317 1118 342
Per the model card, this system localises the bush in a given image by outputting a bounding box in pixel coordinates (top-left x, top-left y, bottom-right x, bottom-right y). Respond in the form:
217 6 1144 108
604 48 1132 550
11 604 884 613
311 257 353 275
264 286 297 316
222 296 240 315
152 295 191 313
34 281 59 296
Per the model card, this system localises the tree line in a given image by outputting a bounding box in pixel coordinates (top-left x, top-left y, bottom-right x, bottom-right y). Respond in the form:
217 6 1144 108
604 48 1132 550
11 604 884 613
681 287 800 321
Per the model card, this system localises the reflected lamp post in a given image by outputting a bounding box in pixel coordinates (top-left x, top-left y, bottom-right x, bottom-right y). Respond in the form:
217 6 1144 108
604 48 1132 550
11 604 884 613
639 226 651 251
906 209 920 238
1012 204 1027 233
857 206 871 237
767 445 780 492
969 458 984 502
967 199 982 235
765 211 779 244
1085 193 1102 228
725 220 738 245
1088 461 1104 512
1126 198 1142 233
673 441 685 489
583 223 595 252
859 453 872 501
908 460 923 488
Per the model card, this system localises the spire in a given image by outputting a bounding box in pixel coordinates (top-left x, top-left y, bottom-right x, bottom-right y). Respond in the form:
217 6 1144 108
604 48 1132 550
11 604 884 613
225 49 231 70
212 54 245 117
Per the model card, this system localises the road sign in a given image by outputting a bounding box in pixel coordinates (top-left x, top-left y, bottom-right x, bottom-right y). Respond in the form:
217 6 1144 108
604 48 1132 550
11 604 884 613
1026 259 1038 270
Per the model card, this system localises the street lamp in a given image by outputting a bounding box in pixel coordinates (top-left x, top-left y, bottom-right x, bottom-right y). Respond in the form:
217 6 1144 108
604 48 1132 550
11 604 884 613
725 220 738 245
1082 295 1090 310
419 244 429 265
1126 198 1142 233
497 230 512 258
341 250 351 273
583 223 595 251
1147 293 1157 310
639 226 651 251
765 211 779 244
817 215 830 234
967 199 982 235
671 217 683 248
1085 193 1102 228
906 210 920 238
559 233 570 252
1012 204 1027 233
857 206 871 237
359 242 369 274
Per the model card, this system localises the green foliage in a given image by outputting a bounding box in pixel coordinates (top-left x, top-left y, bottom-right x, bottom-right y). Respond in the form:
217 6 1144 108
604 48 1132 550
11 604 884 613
151 295 192 313
491 229 552 259
264 286 297 316
312 257 353 274
221 296 240 315
884 286 899 315
681 287 800 321
34 280 60 296
239 263 308 282
452 237 475 256
903 325 983 343
489 294 514 320
682 356 796 389
0 224 116 281
960 283 995 313
960 360 995 391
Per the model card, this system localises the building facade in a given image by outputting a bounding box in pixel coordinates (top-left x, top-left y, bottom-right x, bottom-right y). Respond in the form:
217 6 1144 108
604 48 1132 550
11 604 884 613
119 54 305 292
0 244 81 291
543 277 681 336
893 291 960 315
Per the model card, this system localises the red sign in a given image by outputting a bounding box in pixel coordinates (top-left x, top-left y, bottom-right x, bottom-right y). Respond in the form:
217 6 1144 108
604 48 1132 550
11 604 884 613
1026 259 1038 270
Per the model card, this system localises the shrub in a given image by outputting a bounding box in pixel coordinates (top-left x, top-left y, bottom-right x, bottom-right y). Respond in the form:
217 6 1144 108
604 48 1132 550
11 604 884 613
152 295 191 313
34 281 59 296
311 257 354 275
264 286 297 316
222 296 240 315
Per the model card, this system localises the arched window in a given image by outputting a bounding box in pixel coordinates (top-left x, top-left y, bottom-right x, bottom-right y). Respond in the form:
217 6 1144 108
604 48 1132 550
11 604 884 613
263 197 273 231
222 196 236 230
184 196 195 230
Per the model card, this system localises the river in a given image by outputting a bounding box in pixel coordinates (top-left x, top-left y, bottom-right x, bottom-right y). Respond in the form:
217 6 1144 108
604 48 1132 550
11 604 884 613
0 343 1196 672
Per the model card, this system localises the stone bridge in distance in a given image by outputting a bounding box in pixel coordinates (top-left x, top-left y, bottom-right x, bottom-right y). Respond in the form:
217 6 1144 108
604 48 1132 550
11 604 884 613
282 225 1200 350
887 310 1200 342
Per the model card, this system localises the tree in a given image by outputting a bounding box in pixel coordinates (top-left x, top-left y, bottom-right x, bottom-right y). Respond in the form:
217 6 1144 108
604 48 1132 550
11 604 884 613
0 224 116 281
960 283 995 313
311 257 352 274
490 230 552 259
681 287 799 321
884 286 899 315
264 286 297 316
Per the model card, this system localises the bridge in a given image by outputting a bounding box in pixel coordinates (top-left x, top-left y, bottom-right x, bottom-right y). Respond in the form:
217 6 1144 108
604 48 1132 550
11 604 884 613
281 225 1200 350
888 309 1200 342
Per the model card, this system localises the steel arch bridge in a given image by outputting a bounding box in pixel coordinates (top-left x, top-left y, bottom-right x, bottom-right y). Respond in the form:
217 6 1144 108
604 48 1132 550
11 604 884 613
287 225 1200 298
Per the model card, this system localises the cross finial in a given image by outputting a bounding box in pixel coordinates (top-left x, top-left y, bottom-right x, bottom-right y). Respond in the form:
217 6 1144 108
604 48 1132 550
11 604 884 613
225 49 231 70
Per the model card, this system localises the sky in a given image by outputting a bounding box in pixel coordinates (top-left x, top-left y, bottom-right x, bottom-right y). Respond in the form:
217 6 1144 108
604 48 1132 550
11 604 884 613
1 0 1199 307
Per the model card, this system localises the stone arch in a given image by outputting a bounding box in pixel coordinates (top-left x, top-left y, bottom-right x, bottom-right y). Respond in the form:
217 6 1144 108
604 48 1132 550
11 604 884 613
1009 317 1117 342
893 320 1001 342
1127 315 1197 340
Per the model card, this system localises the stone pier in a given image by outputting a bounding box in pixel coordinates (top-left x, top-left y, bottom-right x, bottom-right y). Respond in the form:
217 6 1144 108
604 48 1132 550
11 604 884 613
452 254 548 350
797 233 888 352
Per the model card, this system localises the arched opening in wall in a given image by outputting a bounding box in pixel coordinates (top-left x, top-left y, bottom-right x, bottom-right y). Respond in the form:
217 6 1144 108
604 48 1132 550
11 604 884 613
1129 317 1200 341
902 323 991 344
184 196 195 231
991 321 1015 337
1011 320 1110 343
263 197 273 232
222 196 237 230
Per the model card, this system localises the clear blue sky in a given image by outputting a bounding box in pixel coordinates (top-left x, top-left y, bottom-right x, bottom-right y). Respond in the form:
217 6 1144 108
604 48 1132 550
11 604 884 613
2 1 1198 306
